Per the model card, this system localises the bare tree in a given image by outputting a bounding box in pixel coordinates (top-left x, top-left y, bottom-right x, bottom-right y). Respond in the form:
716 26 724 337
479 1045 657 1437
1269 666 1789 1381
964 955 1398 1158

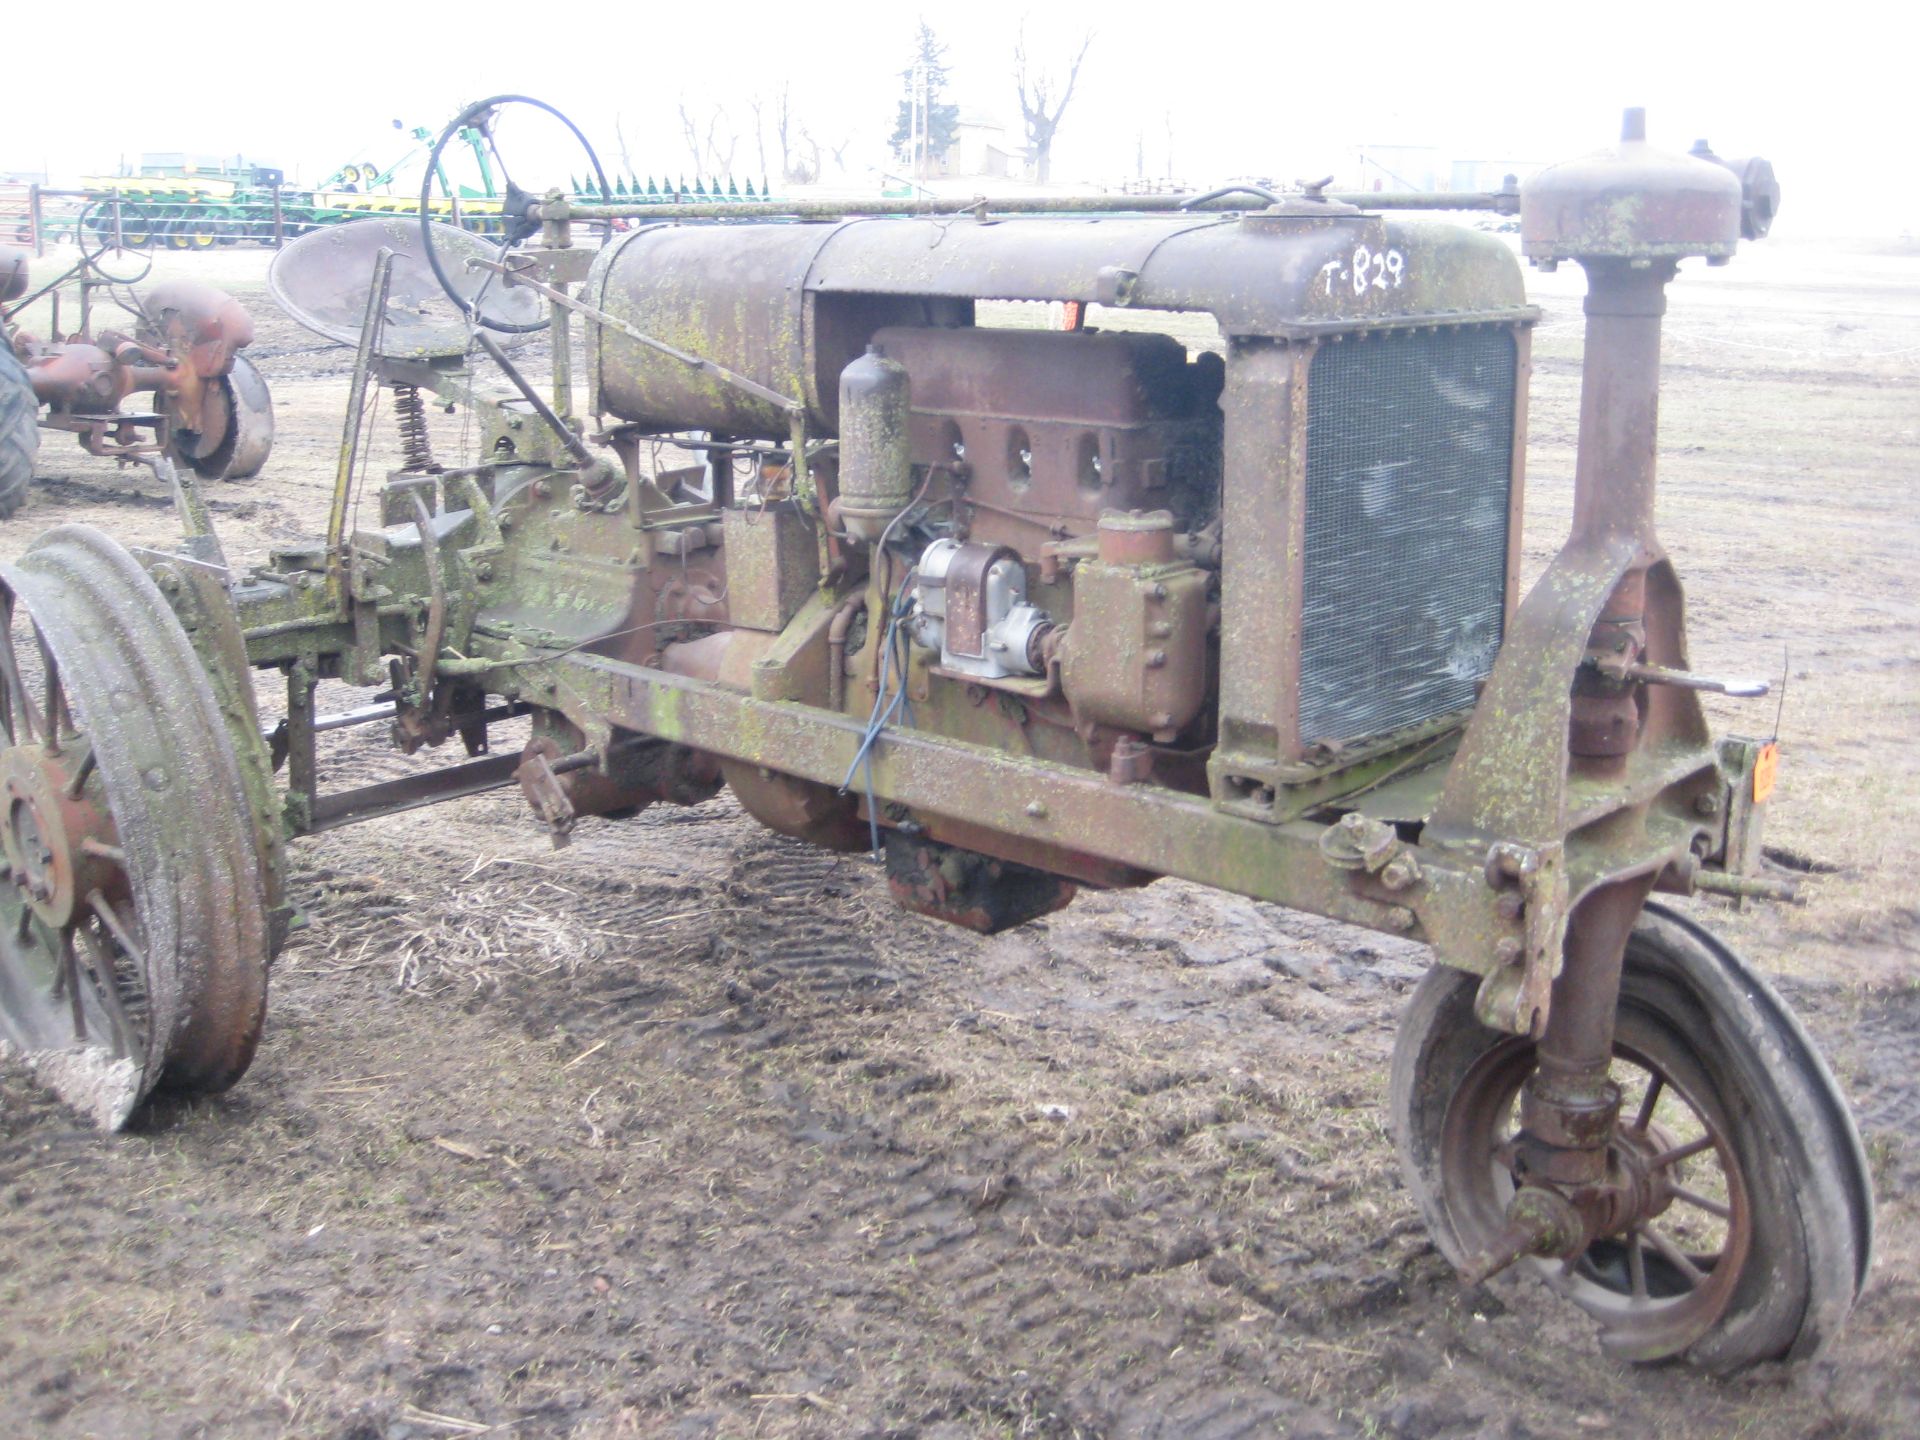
750 97 769 183
769 87 822 186
774 87 796 182
613 115 636 184
677 99 739 179
1014 25 1093 184
677 101 702 177
791 126 822 186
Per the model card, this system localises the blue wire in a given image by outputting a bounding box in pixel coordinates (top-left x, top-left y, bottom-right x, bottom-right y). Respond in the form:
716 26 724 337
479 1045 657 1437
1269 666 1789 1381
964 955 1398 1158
841 571 919 853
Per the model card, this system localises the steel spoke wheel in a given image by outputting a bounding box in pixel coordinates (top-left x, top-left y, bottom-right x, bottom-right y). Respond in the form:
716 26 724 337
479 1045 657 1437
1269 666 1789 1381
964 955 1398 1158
1391 903 1873 1371
0 526 273 1127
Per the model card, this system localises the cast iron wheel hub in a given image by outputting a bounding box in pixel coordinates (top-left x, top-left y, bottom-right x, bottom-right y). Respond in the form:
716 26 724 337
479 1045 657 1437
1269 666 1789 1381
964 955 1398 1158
1606 1116 1685 1233
0 745 115 928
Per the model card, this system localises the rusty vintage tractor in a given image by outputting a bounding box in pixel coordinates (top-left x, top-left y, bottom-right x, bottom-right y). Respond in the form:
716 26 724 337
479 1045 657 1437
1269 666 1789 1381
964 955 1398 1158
0 226 273 516
0 96 1865 1372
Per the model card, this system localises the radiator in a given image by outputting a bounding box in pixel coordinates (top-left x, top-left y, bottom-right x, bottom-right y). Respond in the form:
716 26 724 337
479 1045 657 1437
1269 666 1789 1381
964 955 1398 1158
1298 326 1516 747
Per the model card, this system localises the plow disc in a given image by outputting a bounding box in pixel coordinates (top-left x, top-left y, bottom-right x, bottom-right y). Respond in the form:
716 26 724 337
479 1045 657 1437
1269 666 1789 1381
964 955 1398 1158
0 525 273 1125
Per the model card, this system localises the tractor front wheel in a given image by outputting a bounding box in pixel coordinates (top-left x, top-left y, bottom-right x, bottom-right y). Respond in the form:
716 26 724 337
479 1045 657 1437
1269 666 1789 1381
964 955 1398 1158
1390 903 1873 1371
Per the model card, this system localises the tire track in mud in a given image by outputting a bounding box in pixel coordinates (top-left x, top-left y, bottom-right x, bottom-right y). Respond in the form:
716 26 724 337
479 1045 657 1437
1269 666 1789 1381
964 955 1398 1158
713 838 899 1001
492 830 1302 1433
1823 983 1920 1162
703 892 1434 1438
249 752 1903 1439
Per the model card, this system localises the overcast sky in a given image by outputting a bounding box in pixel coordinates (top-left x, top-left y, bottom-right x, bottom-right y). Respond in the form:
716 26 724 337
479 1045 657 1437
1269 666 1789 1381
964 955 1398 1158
10 2 1914 236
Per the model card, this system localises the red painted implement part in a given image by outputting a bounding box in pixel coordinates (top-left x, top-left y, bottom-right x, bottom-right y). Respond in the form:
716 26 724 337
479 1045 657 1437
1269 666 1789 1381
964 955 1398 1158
0 246 275 485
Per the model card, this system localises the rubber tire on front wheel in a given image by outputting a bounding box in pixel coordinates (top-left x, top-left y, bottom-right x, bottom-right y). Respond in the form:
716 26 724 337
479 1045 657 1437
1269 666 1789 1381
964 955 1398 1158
1390 902 1872 1372
0 343 38 520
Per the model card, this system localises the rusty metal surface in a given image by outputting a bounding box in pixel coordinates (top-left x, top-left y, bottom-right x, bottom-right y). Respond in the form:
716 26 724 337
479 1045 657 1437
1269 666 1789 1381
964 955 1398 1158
809 212 1529 336
0 96 1864 1369
307 753 522 832
138 280 254 379
1522 109 1743 262
589 211 1531 439
939 542 1014 660
0 525 271 1123
588 222 861 437
23 343 117 408
543 647 1449 935
836 345 914 541
1059 517 1210 741
882 831 1076 934
870 324 1207 554
268 218 543 357
722 759 868 852
168 351 274 480
722 504 819 633
537 187 1524 226
7 257 271 473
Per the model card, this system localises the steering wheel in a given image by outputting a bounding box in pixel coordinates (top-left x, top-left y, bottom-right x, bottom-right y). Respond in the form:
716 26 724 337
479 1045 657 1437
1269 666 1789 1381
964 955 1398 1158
417 94 614 336
76 198 157 285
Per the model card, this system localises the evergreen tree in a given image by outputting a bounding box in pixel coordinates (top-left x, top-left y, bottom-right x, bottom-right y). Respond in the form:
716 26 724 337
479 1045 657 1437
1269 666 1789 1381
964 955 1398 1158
889 22 960 174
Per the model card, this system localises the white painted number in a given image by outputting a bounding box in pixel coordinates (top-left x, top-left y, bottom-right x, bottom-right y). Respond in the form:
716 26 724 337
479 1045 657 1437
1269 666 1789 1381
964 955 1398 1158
1319 247 1408 298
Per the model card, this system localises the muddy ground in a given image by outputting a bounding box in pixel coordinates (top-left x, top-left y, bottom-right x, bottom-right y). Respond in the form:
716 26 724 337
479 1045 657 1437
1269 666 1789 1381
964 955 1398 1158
0 233 1916 1439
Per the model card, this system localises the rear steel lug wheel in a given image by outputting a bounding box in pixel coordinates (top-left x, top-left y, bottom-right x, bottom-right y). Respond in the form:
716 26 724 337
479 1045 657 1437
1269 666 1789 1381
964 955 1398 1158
1391 904 1874 1371
0 525 274 1127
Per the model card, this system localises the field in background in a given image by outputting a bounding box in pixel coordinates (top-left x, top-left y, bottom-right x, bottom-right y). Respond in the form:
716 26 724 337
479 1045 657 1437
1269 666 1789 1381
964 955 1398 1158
0 234 1916 1439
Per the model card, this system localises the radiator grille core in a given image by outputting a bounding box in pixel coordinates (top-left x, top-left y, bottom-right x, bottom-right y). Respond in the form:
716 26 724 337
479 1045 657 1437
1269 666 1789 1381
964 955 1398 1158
1299 327 1516 746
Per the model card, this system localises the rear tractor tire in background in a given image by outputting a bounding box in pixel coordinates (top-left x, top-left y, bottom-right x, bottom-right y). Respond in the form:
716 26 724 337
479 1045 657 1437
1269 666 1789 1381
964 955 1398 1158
0 343 38 520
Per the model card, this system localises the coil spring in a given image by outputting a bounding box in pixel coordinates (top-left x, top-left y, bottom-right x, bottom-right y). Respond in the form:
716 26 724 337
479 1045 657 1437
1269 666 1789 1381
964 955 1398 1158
392 383 442 474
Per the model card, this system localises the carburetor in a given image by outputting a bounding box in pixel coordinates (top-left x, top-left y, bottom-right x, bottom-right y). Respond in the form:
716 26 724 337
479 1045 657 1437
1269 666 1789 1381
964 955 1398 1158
1057 510 1211 741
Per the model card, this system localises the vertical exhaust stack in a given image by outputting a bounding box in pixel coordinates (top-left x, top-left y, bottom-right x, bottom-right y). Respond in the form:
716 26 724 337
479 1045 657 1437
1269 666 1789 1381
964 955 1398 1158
1521 107 1758 771
1521 106 1750 552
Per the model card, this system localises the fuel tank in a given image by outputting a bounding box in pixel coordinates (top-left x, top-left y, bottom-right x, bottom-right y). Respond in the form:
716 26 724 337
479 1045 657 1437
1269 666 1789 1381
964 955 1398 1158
586 209 1529 441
